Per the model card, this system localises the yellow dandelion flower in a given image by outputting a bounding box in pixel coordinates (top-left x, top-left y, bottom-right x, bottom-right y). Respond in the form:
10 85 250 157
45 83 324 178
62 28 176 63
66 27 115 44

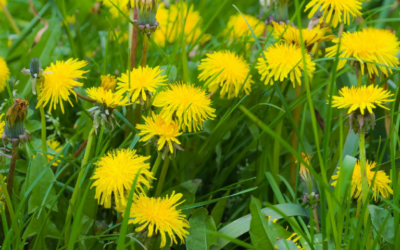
256 43 316 87
0 177 6 211
326 28 400 77
86 87 129 109
224 14 265 41
295 153 312 182
0 0 7 11
128 192 189 248
331 160 393 201
116 66 167 102
91 149 154 208
47 139 63 166
154 2 178 47
37 58 88 113
305 0 362 28
153 82 216 132
0 114 4 135
136 112 182 153
198 51 253 99
100 74 117 92
102 0 129 18
272 21 334 50
0 56 10 93
332 85 395 115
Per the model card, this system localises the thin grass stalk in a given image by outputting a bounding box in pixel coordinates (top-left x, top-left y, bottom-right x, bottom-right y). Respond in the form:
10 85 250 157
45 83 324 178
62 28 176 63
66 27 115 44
359 126 370 223
36 85 48 161
64 128 95 247
290 86 302 188
155 156 171 197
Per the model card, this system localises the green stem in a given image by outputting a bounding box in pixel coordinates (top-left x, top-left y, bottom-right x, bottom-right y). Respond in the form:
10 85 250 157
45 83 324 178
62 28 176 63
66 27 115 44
64 128 95 247
133 104 142 128
140 34 150 67
154 156 170 197
356 68 363 87
36 85 48 161
151 154 163 177
5 144 18 224
359 127 370 220
95 124 105 156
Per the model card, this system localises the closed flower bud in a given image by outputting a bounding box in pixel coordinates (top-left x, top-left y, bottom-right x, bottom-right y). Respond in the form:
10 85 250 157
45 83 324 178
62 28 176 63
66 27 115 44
29 58 42 78
3 98 30 146
136 0 159 33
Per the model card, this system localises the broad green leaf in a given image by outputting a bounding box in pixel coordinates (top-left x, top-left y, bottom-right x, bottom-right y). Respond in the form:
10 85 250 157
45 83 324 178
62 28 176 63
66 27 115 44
368 205 396 244
249 196 274 249
275 239 300 250
24 120 41 132
16 159 28 173
28 154 58 214
23 211 61 240
186 208 218 250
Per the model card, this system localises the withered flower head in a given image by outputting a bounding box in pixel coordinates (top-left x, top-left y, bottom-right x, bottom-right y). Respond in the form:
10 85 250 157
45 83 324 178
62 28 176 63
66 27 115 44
136 0 159 33
3 98 30 146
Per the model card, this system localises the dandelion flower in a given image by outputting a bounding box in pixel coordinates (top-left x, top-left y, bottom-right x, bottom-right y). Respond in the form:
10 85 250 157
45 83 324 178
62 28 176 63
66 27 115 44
331 160 393 201
117 66 167 103
272 21 334 51
128 192 189 248
100 74 117 92
91 149 154 208
86 87 129 109
0 0 7 11
332 85 394 115
295 153 312 182
153 82 216 132
0 56 10 93
198 51 253 99
47 139 63 166
224 14 265 41
37 58 88 113
136 112 182 153
326 28 400 77
0 114 4 135
305 0 362 28
102 0 129 18
256 43 315 87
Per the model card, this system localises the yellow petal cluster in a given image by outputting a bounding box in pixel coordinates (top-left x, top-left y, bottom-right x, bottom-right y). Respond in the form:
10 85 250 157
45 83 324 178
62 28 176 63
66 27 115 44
91 149 154 208
136 112 182 153
128 192 189 248
47 139 63 166
305 0 362 28
223 14 265 41
256 43 315 87
102 0 129 18
100 74 117 92
295 153 312 182
117 66 167 102
37 58 88 113
0 56 10 93
86 87 129 109
326 28 400 77
0 114 4 135
331 85 395 114
153 82 216 132
198 51 253 99
331 160 393 202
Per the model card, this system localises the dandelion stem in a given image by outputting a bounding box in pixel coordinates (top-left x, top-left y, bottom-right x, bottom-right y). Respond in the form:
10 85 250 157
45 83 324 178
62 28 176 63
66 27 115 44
130 6 139 70
151 154 163 177
5 143 18 223
313 206 320 232
140 33 150 67
64 128 95 247
359 126 370 218
155 156 171 197
36 84 48 161
290 86 302 188
356 68 363 87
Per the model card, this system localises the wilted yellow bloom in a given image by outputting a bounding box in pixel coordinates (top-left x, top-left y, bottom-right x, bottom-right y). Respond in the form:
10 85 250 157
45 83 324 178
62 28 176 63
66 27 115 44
0 56 10 93
326 28 400 77
256 43 315 87
100 74 117 92
198 51 253 99
332 160 393 202
295 153 312 182
37 58 89 113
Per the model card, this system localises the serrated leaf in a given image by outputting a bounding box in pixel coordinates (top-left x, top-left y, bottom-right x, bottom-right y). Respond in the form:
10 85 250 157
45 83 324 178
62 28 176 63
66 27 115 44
368 205 397 244
186 208 217 250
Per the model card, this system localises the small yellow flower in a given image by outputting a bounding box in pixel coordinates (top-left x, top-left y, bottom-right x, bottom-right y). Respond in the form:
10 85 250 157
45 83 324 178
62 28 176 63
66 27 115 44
136 112 182 153
326 28 400 77
198 51 253 99
47 139 63 166
66 15 76 24
0 114 4 135
37 58 89 113
256 43 315 87
153 82 216 132
102 0 129 18
305 0 362 28
272 21 334 51
86 87 129 109
127 192 190 248
91 149 154 208
331 160 393 202
116 66 167 103
332 85 395 115
224 14 265 41
0 56 10 93
295 153 312 182
100 74 117 92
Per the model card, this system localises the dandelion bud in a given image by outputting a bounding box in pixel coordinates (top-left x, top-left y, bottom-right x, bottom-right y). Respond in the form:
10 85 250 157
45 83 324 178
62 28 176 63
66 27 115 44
29 58 42 78
100 74 117 92
3 98 30 145
136 0 159 33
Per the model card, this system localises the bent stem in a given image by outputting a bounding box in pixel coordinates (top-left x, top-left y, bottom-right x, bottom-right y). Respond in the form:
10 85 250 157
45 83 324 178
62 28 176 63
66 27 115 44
154 155 171 197
36 85 48 161
64 128 95 247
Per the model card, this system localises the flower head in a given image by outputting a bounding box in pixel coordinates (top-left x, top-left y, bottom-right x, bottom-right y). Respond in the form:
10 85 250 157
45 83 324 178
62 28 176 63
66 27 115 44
153 82 216 132
102 0 129 18
224 14 265 41
256 43 316 87
332 85 394 115
198 51 253 99
331 160 393 202
295 153 312 182
127 192 190 248
5 98 29 140
100 74 117 91
136 0 159 30
0 114 5 135
0 56 10 93
136 112 182 153
117 66 167 103
326 28 400 77
37 58 89 113
91 149 154 208
272 21 334 51
87 87 129 109
305 0 362 28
